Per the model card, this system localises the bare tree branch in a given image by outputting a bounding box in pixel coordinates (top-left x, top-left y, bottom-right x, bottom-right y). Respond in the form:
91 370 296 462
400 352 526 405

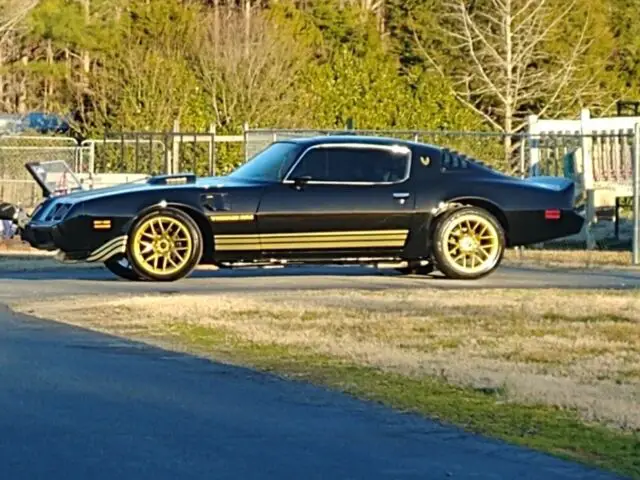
412 0 596 168
195 6 310 129
0 0 37 45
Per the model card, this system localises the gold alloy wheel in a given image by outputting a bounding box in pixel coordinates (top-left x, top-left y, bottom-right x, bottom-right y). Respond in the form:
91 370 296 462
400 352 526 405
131 215 193 276
441 213 500 274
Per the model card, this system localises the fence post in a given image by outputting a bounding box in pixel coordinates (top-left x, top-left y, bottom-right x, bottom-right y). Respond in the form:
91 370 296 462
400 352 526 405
164 133 172 175
243 122 250 162
172 119 181 174
519 134 526 179
209 123 216 177
580 109 596 250
633 123 640 265
89 140 95 174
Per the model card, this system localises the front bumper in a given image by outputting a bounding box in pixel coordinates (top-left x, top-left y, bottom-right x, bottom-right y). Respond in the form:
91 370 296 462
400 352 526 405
21 223 61 251
20 221 127 263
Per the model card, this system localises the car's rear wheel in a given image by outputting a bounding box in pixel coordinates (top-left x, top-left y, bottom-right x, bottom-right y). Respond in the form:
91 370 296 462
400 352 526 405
127 208 202 282
104 254 145 281
432 206 505 280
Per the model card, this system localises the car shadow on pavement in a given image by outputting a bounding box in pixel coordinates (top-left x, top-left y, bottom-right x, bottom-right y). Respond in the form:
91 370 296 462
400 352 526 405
0 265 407 282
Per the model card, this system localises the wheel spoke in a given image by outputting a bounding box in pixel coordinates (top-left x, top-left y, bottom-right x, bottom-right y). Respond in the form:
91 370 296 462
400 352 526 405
174 249 187 262
172 228 185 242
167 255 178 268
140 241 154 254
473 252 485 265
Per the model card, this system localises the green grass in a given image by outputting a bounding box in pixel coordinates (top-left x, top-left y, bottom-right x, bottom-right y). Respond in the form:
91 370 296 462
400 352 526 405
164 323 640 479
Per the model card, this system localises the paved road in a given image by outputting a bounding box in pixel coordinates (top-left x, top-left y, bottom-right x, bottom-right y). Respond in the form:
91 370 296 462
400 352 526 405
1 264 639 300
0 305 626 480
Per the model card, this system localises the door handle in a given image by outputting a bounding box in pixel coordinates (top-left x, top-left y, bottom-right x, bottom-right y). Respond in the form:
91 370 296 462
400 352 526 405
393 192 410 199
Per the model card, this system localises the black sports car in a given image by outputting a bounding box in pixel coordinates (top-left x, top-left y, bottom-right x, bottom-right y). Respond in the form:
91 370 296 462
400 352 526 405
1 135 584 281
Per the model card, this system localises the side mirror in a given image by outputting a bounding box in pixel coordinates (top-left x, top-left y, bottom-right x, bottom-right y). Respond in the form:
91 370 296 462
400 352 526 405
291 176 312 189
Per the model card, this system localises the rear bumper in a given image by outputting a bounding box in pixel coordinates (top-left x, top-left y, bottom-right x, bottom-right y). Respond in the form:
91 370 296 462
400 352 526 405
507 209 585 246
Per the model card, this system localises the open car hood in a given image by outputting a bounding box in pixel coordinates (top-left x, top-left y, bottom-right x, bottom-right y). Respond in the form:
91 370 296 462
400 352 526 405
26 161 87 197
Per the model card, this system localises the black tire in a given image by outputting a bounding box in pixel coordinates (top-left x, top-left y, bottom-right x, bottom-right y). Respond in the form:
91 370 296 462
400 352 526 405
104 254 146 281
127 208 203 282
432 206 505 280
395 263 435 276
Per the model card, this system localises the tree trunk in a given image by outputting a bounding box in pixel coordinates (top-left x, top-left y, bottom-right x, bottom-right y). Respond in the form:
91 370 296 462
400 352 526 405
244 0 251 58
44 38 53 110
17 55 27 114
213 0 219 57
503 0 513 170
81 0 91 83
0 45 4 112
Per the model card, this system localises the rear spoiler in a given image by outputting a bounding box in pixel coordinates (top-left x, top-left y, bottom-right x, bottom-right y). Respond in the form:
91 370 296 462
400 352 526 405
522 176 574 192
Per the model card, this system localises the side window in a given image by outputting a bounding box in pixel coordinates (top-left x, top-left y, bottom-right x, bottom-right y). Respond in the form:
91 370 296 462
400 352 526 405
288 147 409 183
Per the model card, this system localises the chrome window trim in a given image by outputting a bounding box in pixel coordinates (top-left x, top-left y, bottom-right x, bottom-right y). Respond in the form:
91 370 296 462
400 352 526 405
282 143 412 186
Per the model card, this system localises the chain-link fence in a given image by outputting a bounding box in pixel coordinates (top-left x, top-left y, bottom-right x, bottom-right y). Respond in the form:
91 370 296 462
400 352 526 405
245 128 562 177
85 132 245 177
245 127 639 262
1 127 638 264
0 135 81 209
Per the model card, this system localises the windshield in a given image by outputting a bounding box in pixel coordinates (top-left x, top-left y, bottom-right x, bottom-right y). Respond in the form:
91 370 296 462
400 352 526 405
228 142 302 182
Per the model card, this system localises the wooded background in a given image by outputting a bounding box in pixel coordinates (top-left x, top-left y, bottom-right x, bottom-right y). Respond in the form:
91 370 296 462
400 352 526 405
0 0 637 139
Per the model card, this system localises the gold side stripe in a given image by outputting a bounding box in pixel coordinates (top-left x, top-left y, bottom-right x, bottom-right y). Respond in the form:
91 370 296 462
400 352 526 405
216 245 262 251
261 230 407 239
262 241 406 249
209 214 255 222
216 241 406 251
215 235 407 244
217 230 408 241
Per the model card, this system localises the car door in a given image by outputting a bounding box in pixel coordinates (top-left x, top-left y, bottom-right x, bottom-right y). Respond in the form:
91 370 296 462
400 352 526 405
255 142 416 258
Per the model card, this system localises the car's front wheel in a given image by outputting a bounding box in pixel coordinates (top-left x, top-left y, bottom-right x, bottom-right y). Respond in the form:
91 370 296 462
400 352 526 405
432 206 505 280
127 208 203 282
104 254 145 281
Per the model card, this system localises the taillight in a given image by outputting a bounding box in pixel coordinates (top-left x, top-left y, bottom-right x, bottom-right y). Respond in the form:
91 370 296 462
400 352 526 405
545 209 561 220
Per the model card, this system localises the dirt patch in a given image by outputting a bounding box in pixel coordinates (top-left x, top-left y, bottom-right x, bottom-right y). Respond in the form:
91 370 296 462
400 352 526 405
0 238 34 252
504 248 635 269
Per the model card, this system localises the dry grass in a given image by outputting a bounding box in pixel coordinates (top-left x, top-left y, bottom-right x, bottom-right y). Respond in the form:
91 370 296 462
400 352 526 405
15 288 640 431
504 249 635 269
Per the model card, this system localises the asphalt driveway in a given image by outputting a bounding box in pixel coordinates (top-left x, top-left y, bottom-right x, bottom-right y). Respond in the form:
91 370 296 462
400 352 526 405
0 305 625 480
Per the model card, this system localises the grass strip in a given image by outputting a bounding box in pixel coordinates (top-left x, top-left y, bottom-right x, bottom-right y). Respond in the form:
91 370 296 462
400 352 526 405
160 323 639 479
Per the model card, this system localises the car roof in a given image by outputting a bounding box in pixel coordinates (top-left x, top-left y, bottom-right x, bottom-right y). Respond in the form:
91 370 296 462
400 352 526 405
280 135 442 154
